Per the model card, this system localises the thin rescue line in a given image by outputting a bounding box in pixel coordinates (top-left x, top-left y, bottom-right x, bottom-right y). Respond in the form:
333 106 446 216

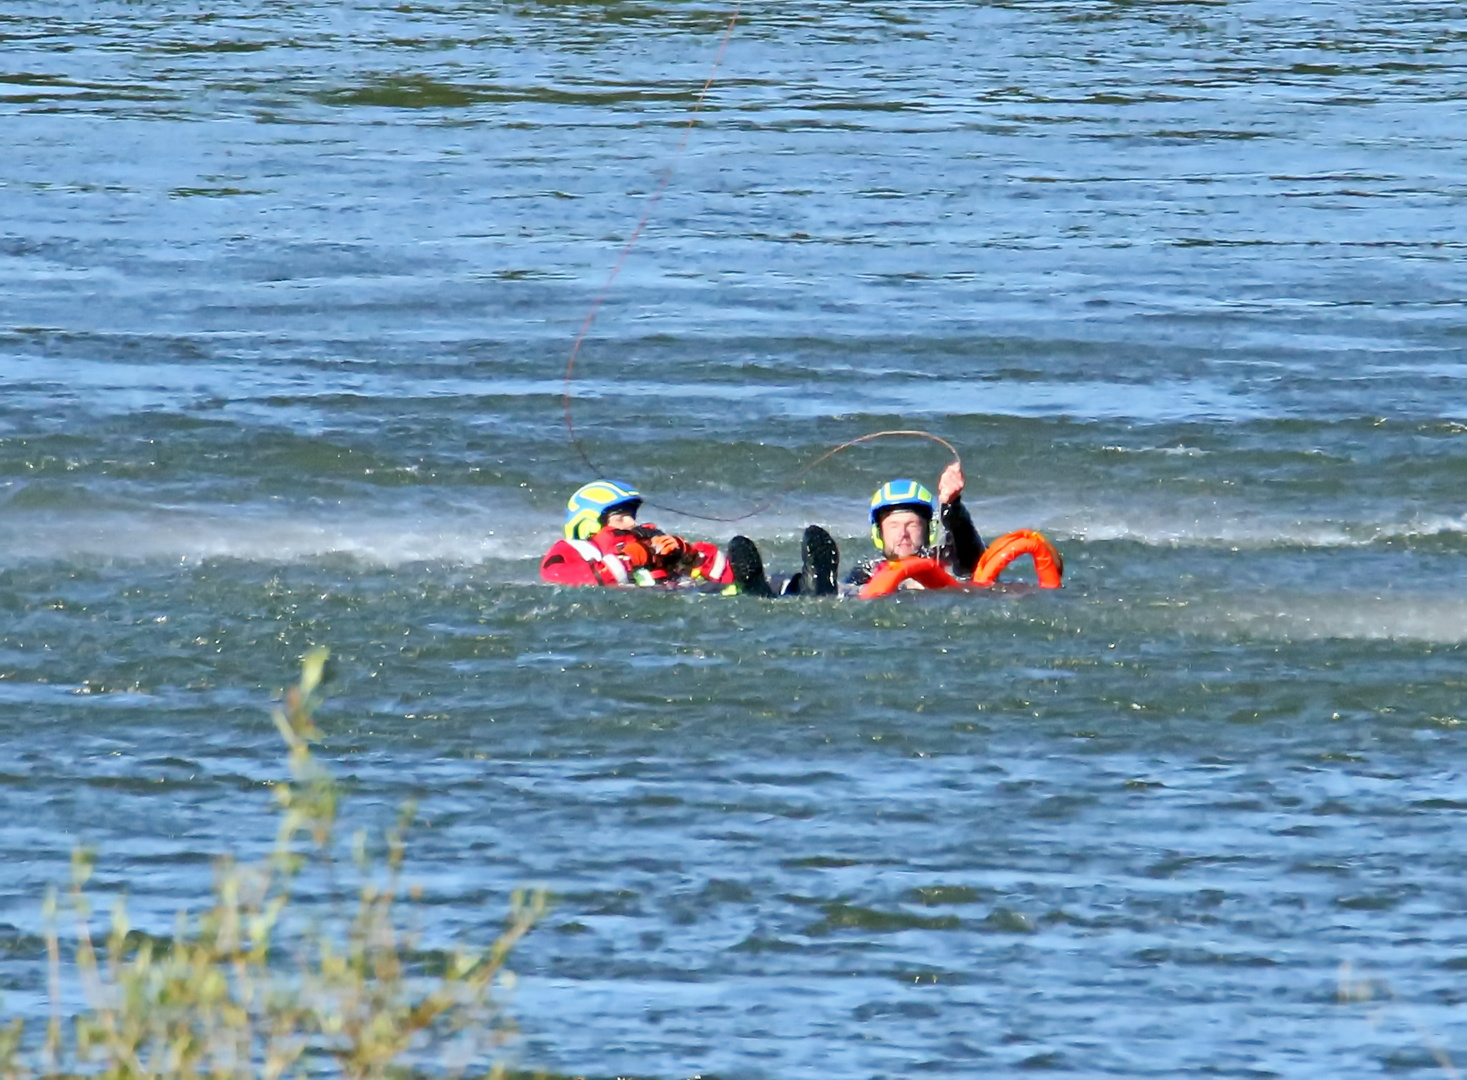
562 3 743 478
641 430 963 525
559 7 963 526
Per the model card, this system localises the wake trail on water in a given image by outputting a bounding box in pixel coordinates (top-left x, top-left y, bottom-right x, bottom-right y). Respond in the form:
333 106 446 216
1052 511 1467 550
4 504 1467 569
1212 594 1467 644
0 511 537 567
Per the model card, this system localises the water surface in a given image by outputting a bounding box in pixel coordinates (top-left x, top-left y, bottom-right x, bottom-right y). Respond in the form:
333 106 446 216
3 1 1467 1076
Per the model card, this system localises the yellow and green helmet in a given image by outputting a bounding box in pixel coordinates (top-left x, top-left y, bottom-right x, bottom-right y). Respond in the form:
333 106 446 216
564 479 643 540
869 478 936 550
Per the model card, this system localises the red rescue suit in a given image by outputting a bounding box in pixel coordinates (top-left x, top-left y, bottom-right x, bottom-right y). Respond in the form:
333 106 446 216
539 523 732 588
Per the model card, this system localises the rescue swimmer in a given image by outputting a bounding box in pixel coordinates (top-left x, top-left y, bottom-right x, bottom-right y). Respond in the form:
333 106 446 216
539 465 1061 595
844 462 1063 595
538 479 839 596
847 462 982 587
720 462 982 597
539 480 735 589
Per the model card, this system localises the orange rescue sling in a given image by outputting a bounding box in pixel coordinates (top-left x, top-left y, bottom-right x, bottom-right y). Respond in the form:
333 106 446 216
857 557 962 599
857 530 1064 597
972 529 1063 589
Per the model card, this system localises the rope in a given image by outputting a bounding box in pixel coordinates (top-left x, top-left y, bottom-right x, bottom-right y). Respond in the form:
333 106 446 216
562 4 742 478
558 7 962 526
639 429 962 524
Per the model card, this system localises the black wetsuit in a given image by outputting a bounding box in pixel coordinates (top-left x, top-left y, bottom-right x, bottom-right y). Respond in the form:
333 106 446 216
846 497 985 586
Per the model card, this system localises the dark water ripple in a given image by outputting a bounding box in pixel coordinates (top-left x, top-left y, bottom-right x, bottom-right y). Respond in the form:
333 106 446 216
3 1 1467 1077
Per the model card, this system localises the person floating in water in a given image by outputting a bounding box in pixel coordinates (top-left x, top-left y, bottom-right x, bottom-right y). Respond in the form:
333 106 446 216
724 462 982 597
846 462 984 587
540 463 993 596
539 480 735 589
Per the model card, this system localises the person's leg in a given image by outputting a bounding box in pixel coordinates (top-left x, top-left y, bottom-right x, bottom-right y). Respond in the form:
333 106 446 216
727 536 775 597
801 525 840 596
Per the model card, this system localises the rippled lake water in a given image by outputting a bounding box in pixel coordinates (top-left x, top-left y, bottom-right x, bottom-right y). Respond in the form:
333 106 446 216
3 1 1467 1076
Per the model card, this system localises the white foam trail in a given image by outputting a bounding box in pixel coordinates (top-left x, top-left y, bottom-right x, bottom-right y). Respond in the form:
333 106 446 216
995 499 1467 549
1100 444 1209 457
0 499 866 568
1056 514 1362 548
1218 593 1467 643
0 509 543 567
4 498 1464 569
1060 515 1467 549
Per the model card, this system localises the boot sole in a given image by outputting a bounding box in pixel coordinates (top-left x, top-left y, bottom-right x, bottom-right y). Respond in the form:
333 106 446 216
801 525 840 596
728 535 774 598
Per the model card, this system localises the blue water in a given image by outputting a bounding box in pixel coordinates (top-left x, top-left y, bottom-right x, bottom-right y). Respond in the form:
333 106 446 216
3 1 1467 1076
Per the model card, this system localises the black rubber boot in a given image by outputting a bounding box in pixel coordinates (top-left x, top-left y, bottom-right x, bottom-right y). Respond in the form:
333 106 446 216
728 535 775 597
801 525 840 596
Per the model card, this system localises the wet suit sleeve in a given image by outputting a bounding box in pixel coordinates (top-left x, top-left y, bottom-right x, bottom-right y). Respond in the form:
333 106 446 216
846 555 882 587
939 496 984 576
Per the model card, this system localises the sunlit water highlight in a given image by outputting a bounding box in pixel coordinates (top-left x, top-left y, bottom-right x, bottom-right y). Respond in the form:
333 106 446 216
3 1 1467 1077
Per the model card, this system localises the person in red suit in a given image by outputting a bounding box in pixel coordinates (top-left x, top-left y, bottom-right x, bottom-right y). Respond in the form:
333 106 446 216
539 479 734 589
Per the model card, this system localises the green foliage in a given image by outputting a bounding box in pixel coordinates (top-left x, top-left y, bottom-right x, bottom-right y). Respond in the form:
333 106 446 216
3 647 545 1080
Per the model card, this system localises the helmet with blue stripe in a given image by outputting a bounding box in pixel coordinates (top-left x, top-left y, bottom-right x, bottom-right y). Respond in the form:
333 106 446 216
564 479 643 540
869 478 936 550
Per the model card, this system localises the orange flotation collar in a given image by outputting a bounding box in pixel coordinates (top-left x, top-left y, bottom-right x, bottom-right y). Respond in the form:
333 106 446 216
857 557 962 598
972 529 1063 589
857 530 1064 597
